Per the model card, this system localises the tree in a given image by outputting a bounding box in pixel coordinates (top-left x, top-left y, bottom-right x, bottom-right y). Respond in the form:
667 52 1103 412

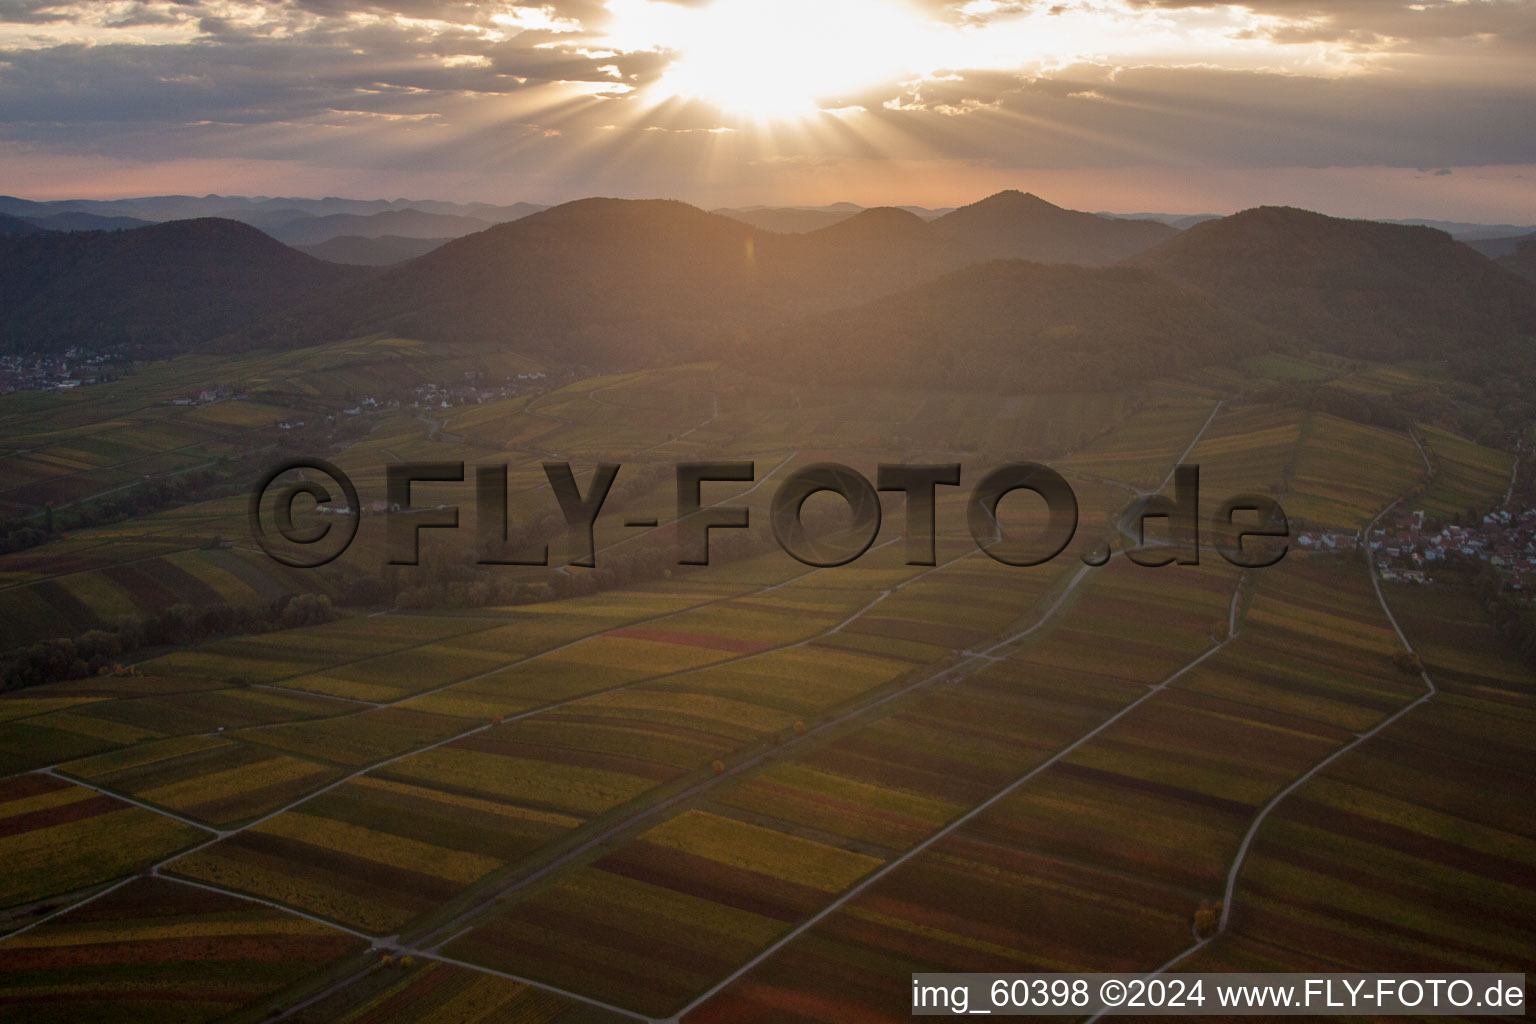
1193 900 1222 936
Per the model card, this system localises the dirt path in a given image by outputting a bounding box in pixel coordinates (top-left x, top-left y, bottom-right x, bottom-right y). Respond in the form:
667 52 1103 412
1080 427 1440 1022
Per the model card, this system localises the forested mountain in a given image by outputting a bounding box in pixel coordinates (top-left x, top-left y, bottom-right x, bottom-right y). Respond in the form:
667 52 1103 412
755 258 1278 390
1132 206 1536 357
932 190 1178 265
2 195 1532 381
0 219 369 353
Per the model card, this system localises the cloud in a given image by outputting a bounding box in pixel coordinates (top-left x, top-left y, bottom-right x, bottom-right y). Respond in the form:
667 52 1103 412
864 62 1536 169
0 0 1530 213
1133 0 1536 51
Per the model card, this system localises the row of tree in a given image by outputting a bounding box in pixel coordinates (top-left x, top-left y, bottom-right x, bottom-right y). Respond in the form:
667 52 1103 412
1473 565 1536 670
0 593 337 692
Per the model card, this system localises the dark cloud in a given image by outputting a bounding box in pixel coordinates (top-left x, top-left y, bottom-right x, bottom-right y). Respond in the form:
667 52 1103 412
0 0 74 23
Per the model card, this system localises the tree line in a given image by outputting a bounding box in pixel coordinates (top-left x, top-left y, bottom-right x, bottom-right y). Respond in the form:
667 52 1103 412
1 593 337 692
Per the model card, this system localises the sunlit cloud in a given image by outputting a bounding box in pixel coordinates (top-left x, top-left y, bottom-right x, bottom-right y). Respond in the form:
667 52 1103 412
0 0 1529 214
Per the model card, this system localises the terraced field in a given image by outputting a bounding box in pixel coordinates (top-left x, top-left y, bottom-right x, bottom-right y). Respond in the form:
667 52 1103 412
671 555 1487 1022
1284 414 1425 529
288 958 630 1024
442 556 1247 1016
60 736 346 826
0 774 204 912
1414 423 1515 521
1178 577 1536 978
0 877 364 1024
1 353 1530 1024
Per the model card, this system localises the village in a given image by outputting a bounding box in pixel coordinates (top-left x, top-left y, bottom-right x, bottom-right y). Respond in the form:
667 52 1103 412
232 368 559 426
0 347 125 394
1357 505 1536 591
1291 440 1536 595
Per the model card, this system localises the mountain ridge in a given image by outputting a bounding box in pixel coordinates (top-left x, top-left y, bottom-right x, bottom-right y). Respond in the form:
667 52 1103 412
0 218 372 354
1131 205 1536 358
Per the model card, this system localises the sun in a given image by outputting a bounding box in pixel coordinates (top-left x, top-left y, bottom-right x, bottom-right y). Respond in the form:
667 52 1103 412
606 0 932 119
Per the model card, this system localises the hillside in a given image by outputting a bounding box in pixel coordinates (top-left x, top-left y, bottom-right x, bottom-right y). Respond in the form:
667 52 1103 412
1500 241 1536 283
1132 206 1536 358
252 199 778 362
0 213 43 236
21 212 155 232
766 206 972 300
933 190 1178 265
296 234 454 266
1468 230 1536 259
263 208 495 246
755 258 1277 391
0 218 369 354
714 206 858 233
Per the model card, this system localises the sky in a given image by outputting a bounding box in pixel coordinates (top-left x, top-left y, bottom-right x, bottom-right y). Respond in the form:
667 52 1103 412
1 0 1533 220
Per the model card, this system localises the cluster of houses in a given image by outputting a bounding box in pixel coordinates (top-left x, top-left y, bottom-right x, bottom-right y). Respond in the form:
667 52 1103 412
0 349 122 394
1294 529 1360 554
316 499 441 516
1369 507 1536 590
341 395 390 416
280 369 557 425
170 385 245 406
410 371 548 410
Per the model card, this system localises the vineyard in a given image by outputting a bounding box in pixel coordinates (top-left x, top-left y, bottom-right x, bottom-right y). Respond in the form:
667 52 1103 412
0 349 1530 1022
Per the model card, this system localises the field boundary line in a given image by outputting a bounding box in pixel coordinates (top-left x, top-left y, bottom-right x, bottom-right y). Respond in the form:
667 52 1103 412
1082 427 1440 1023
418 385 1236 1009
669 576 1246 1022
0 877 137 943
428 952 655 1021
404 536 1070 951
47 871 658 1024
41 767 222 835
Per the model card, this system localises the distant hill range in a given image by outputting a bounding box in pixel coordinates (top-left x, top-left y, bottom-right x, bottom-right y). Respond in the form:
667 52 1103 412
0 194 545 224
1107 211 1536 242
0 219 369 353
714 191 1172 264
1 192 1532 387
0 195 545 248
1385 218 1536 242
0 211 154 235
243 193 1184 363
